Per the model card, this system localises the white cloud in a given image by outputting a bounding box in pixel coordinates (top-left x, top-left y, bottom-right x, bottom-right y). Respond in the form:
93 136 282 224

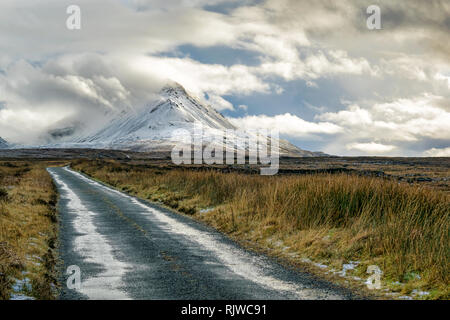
122 0 243 10
229 113 342 137
346 142 396 154
0 108 69 144
306 81 318 88
0 55 156 143
254 49 376 81
0 0 380 84
205 95 234 111
381 56 430 81
132 56 270 97
424 147 450 157
434 73 450 89
317 94 450 143
0 0 240 60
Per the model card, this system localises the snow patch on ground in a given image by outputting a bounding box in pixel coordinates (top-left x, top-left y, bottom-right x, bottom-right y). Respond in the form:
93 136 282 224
314 263 328 269
10 277 34 300
199 207 215 214
411 289 430 297
48 169 132 300
338 261 360 277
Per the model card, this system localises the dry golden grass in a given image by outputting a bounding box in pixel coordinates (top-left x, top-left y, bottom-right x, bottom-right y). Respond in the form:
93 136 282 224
73 159 449 299
0 161 59 300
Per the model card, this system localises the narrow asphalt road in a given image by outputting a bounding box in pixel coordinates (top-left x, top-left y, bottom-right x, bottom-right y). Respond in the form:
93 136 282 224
48 166 358 300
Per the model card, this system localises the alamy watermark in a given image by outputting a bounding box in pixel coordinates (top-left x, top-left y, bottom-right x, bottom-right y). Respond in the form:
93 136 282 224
366 5 381 30
170 123 279 175
66 4 380 31
366 265 383 289
66 265 81 290
66 5 81 30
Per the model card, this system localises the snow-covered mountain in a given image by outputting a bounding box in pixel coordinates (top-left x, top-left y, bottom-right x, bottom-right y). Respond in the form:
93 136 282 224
0 137 9 149
37 83 322 156
74 83 236 150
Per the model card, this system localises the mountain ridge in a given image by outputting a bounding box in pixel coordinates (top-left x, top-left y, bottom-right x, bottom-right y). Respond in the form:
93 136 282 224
12 83 327 157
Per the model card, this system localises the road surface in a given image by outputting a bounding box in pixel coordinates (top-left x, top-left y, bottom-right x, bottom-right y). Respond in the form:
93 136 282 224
48 166 358 300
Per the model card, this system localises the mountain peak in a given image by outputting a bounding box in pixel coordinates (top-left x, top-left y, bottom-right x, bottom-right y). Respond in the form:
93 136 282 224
68 81 236 149
160 81 188 97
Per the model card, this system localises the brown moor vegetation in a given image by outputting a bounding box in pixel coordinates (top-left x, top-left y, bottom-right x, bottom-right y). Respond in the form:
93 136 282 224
0 161 59 299
72 159 449 299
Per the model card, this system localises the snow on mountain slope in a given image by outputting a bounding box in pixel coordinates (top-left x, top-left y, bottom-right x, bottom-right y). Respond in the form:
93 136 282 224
76 83 235 147
38 83 322 157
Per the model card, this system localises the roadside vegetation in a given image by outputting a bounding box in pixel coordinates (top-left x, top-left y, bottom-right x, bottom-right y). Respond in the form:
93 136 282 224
0 161 59 300
72 159 449 299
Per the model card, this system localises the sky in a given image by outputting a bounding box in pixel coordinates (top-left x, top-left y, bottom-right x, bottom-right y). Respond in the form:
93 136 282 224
0 0 449 156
